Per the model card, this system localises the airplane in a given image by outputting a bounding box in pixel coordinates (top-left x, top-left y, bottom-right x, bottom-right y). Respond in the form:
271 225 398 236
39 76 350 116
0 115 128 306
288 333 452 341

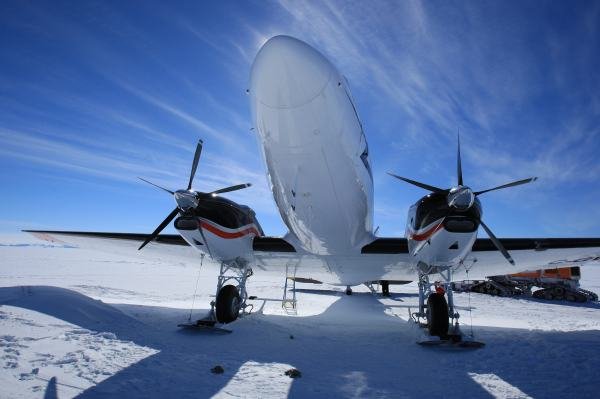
26 35 600 343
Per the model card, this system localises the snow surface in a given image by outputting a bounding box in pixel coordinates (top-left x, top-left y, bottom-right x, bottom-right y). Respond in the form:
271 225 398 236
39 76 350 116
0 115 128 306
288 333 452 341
1 233 599 398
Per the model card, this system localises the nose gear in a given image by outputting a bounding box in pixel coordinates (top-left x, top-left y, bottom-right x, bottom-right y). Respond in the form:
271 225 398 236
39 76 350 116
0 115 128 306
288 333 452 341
178 256 254 332
412 263 484 349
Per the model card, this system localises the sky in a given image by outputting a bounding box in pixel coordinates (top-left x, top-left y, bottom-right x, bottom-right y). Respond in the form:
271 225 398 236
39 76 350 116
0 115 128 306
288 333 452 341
1 0 599 238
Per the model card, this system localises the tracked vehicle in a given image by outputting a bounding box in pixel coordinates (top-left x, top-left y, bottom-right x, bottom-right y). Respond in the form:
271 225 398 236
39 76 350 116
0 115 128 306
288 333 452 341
452 266 598 302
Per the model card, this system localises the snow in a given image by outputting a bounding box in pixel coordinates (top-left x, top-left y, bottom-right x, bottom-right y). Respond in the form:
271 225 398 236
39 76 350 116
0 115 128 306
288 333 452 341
1 233 599 398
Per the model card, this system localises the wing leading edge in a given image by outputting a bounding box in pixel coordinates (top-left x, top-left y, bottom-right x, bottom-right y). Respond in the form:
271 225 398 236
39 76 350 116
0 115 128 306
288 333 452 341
23 230 188 246
24 230 298 253
22 230 600 283
360 237 600 253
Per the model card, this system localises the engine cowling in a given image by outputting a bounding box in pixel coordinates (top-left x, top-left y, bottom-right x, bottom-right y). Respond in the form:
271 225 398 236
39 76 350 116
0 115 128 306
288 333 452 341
175 196 263 262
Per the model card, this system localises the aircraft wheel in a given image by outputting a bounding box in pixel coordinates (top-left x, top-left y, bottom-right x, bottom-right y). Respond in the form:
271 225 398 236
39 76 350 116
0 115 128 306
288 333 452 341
427 293 449 338
216 285 241 324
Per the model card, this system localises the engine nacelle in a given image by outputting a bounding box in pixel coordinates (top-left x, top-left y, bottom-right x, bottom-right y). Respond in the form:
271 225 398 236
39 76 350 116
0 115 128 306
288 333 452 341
175 196 263 262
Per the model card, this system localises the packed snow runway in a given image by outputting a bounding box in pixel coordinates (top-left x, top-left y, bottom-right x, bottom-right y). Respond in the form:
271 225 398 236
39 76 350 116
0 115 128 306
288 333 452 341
1 233 599 398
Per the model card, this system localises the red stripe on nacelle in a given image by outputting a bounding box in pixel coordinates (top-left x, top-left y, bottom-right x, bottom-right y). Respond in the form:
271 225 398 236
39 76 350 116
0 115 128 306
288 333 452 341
410 222 444 242
199 221 260 239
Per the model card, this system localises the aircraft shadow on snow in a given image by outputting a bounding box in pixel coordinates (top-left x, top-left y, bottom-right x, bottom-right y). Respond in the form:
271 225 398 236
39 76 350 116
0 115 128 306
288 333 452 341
1 285 599 398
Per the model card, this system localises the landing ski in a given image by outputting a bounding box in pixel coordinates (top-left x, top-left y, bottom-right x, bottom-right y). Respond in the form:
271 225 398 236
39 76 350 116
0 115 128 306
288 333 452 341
178 319 232 334
418 335 484 349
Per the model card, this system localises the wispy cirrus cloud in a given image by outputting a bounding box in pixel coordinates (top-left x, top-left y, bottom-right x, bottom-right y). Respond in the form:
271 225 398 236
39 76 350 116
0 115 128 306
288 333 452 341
2 1 599 236
226 0 600 235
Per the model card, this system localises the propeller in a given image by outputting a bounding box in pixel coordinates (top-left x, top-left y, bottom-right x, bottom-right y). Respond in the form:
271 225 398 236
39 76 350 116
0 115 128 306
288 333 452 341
138 177 174 195
474 177 538 196
138 208 179 250
387 173 446 193
389 134 536 265
138 140 252 250
478 218 514 265
457 132 463 186
187 140 202 190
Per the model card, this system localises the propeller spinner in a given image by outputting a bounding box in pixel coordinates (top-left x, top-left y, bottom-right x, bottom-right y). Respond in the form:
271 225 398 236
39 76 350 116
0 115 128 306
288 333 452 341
388 134 537 265
137 140 252 250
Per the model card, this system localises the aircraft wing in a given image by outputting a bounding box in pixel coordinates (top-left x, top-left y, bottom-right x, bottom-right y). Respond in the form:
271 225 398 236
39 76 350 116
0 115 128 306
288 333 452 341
25 230 188 246
24 230 298 252
23 230 414 284
23 230 204 267
26 230 599 283
23 230 342 278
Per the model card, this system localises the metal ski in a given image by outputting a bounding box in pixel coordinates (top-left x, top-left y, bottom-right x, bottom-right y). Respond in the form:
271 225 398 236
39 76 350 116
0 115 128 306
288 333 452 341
178 318 232 334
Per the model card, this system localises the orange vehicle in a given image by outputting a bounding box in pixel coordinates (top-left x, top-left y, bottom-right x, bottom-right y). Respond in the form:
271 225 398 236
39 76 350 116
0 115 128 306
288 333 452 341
452 266 598 302
510 266 580 282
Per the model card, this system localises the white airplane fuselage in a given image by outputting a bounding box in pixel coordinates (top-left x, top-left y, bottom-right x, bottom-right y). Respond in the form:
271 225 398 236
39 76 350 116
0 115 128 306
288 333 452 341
250 36 374 256
249 36 479 282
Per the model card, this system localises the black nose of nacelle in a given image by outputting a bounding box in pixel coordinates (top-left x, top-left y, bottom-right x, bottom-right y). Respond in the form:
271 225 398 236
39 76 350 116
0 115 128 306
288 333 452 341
447 186 475 210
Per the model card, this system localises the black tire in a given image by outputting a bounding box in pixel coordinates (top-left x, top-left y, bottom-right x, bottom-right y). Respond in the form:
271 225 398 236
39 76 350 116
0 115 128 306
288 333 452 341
216 285 241 324
427 293 449 338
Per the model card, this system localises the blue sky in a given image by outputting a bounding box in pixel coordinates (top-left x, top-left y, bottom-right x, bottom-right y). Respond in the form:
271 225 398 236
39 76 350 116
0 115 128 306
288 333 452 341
1 0 599 238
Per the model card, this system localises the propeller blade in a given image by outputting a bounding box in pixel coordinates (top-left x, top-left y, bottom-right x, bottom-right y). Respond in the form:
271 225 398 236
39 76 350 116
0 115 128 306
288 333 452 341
387 173 446 193
457 132 463 186
209 183 252 195
187 140 203 190
474 177 537 196
138 177 174 195
138 208 180 250
479 218 515 265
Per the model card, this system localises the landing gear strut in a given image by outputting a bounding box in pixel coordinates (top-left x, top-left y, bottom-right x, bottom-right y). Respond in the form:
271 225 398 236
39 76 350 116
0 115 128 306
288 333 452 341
412 264 484 348
181 257 253 329
212 258 253 323
413 267 458 338
179 256 253 332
